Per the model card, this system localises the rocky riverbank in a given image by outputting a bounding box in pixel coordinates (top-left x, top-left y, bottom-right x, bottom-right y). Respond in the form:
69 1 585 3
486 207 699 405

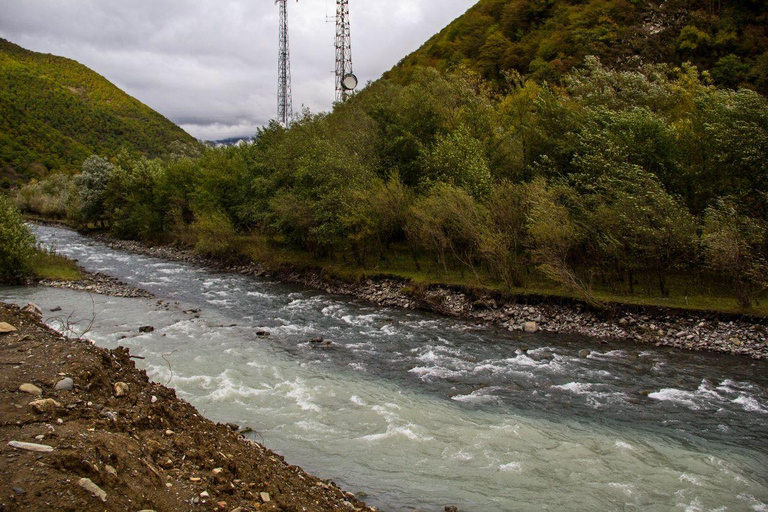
39 270 154 299
91 235 768 360
0 302 374 511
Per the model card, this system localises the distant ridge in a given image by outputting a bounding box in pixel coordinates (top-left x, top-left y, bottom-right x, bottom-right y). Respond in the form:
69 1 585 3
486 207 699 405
0 38 196 182
384 0 768 93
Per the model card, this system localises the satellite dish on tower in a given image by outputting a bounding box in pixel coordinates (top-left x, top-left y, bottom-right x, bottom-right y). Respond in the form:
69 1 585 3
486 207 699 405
342 73 358 91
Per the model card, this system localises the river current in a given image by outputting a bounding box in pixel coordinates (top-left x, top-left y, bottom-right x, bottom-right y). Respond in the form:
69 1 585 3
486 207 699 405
2 225 767 511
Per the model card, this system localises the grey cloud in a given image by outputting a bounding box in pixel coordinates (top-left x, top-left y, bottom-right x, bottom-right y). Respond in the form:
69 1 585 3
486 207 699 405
0 0 475 140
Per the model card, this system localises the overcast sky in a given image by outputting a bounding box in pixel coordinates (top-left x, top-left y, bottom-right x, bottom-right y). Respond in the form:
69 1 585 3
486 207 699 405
0 0 475 140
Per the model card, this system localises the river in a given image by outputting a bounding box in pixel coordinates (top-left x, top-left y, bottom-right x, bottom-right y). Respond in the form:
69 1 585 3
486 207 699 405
2 225 767 511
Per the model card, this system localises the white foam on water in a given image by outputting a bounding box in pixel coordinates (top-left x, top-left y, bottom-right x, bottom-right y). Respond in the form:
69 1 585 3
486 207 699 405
614 441 635 451
283 378 322 413
246 291 274 299
499 461 522 473
409 365 465 380
607 482 635 497
738 493 768 511
732 395 768 414
680 473 704 487
648 388 702 410
451 388 501 404
350 395 366 406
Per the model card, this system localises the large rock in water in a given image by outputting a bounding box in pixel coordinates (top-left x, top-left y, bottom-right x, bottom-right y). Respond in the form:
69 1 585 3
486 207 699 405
523 321 538 333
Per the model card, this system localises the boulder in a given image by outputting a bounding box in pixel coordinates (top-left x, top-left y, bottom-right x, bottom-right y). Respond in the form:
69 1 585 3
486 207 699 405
523 321 538 333
579 349 591 358
138 326 155 333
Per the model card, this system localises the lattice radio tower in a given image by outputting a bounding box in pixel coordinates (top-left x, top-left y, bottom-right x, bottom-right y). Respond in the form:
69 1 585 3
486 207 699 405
334 0 357 102
276 0 294 126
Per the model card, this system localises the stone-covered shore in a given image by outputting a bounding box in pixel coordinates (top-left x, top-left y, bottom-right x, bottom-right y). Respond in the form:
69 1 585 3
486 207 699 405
0 302 375 511
47 233 765 360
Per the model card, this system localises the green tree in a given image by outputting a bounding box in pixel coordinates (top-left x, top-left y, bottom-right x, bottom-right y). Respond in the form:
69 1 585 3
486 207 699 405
702 198 768 309
0 195 35 283
73 155 115 226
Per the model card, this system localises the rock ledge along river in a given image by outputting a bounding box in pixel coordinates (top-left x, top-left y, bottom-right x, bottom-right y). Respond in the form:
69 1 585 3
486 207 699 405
2 224 767 511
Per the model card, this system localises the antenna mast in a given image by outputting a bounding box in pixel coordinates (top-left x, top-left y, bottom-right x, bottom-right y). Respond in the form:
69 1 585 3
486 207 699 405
277 0 293 126
334 0 357 102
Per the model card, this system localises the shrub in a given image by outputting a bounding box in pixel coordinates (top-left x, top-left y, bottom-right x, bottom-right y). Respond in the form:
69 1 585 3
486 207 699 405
0 195 35 283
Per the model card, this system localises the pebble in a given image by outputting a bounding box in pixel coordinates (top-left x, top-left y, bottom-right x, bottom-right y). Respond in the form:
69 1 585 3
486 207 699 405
114 382 129 397
212 467 224 475
78 478 107 502
139 326 155 333
200 491 210 499
29 398 60 413
8 440 54 452
13 487 26 495
54 377 74 391
260 492 271 503
0 321 17 333
19 383 43 396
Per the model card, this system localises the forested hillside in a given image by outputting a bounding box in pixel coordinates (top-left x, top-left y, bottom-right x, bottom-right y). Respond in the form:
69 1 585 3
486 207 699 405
385 0 768 93
0 39 196 183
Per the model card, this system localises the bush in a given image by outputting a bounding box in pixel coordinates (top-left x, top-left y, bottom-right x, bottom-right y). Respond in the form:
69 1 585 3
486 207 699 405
191 209 237 259
0 195 35 283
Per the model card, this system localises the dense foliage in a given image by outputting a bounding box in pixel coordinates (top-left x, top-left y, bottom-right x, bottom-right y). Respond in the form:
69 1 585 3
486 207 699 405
0 195 34 283
17 59 768 309
0 39 196 184
385 0 768 95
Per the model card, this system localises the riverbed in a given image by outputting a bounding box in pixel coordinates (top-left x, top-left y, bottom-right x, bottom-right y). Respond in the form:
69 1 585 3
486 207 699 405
2 225 767 511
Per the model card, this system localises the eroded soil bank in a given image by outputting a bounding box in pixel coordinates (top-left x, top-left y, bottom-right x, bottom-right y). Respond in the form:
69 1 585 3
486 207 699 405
0 303 373 512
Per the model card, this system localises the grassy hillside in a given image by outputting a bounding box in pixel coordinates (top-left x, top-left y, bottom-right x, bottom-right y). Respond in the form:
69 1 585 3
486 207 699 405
0 39 196 183
384 0 768 93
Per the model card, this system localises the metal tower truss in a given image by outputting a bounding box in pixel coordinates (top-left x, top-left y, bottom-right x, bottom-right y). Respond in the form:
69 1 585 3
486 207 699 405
277 0 293 126
334 0 357 102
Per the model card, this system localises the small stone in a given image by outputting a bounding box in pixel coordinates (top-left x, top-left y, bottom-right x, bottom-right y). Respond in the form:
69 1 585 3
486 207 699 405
151 395 158 404
212 467 224 475
105 465 118 477
165 429 175 436
13 487 26 495
50 306 62 312
445 506 459 512
255 330 270 337
114 382 129 397
217 501 228 511
78 477 107 502
523 321 538 333
29 398 60 413
0 322 17 333
8 440 54 452
190 477 202 483
232 508 244 512
55 377 74 391
200 491 210 499
139 325 155 333
19 383 43 396
579 349 591 358
260 492 271 503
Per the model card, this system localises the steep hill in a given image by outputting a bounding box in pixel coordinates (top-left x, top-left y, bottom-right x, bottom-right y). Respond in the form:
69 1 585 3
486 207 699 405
384 0 768 92
0 39 196 182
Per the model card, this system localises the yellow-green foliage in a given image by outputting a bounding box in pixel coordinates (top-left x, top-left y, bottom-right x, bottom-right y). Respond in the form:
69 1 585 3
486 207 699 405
0 195 35 283
385 0 768 95
29 248 82 281
0 38 196 182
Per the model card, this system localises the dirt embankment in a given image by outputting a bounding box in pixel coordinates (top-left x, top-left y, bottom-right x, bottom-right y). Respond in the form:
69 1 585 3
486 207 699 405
0 303 374 512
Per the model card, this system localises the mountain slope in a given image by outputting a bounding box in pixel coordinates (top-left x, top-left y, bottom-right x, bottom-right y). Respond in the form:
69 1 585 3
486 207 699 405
384 0 768 92
0 39 196 181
